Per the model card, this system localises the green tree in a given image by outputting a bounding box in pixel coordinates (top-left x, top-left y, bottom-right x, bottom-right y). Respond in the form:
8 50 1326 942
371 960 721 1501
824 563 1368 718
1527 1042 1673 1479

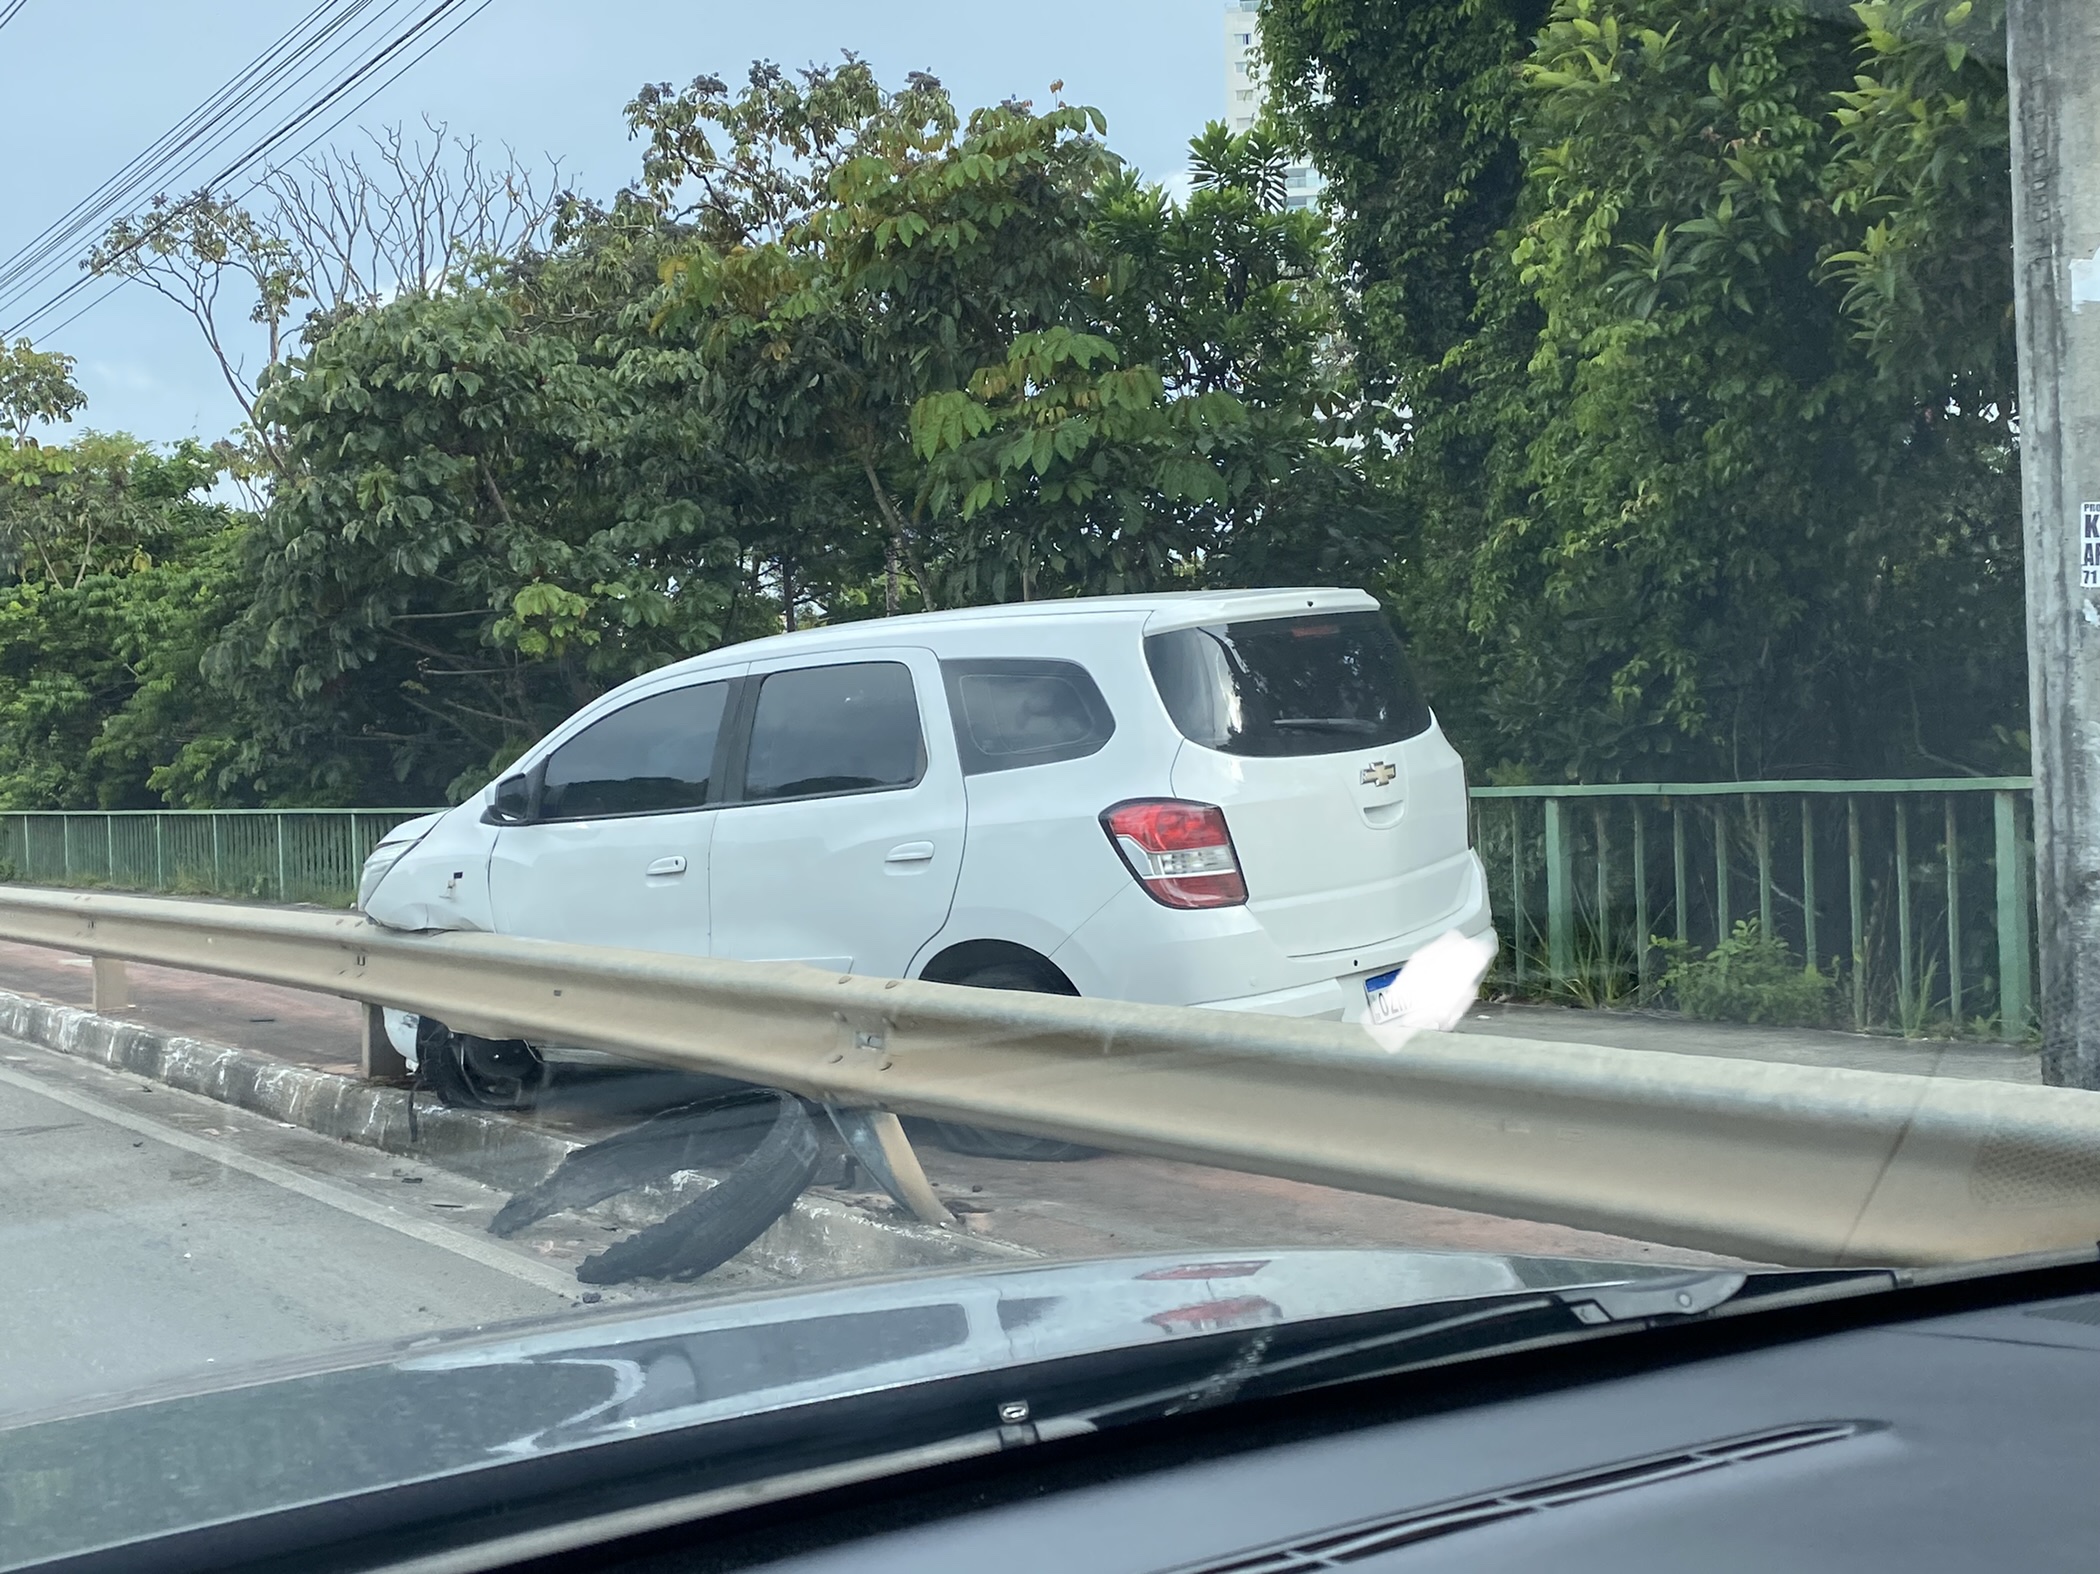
1264 0 2024 783
0 436 245 808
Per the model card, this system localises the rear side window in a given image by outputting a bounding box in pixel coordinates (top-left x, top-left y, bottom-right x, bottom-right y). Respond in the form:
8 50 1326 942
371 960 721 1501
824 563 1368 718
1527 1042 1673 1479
741 662 925 800
539 681 729 820
1144 611 1431 758
942 659 1115 775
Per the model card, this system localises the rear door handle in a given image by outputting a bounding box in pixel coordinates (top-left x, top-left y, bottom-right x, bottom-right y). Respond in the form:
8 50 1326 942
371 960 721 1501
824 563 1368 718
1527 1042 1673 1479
645 855 688 877
885 841 936 864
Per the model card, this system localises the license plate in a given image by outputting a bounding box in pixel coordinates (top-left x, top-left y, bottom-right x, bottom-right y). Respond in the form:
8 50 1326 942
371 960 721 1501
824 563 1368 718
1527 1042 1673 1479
1363 966 1403 1025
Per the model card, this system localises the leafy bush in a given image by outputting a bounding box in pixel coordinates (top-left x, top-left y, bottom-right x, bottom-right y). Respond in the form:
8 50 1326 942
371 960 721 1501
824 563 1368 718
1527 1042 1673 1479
1657 920 1836 1027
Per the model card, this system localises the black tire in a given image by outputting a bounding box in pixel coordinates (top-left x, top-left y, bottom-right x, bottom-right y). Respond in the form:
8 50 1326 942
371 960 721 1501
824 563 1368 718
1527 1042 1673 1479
489 1087 779 1237
574 1090 820 1284
418 1017 549 1111
923 961 1100 1162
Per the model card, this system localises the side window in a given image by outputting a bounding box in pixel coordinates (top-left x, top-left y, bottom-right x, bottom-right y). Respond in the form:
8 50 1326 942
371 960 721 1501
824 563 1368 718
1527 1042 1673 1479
741 662 925 801
538 681 729 821
940 659 1115 775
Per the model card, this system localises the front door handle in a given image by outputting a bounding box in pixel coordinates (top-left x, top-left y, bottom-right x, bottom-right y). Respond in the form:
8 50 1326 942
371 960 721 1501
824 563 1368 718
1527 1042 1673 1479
645 855 688 877
884 841 936 864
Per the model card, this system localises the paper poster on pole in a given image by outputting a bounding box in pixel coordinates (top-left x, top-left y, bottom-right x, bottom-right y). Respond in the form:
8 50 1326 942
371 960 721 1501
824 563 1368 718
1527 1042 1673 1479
2083 502 2100 590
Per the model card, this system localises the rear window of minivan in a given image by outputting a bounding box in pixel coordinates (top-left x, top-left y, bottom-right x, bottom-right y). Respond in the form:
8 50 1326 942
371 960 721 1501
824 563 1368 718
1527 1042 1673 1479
1144 611 1432 757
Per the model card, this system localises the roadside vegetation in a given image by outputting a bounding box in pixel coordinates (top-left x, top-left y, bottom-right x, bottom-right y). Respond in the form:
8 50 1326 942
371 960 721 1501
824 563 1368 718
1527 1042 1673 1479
0 0 2018 811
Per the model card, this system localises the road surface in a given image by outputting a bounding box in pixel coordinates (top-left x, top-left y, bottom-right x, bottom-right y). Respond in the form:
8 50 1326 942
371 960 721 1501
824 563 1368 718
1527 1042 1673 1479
0 1033 764 1420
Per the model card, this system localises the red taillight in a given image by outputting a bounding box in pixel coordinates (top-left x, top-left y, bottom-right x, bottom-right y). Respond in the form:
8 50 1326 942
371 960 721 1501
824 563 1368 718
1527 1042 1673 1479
1100 799 1248 909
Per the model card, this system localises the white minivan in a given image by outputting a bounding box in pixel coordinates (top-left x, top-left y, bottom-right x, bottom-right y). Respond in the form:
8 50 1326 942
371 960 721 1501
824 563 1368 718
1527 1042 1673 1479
360 588 1493 1106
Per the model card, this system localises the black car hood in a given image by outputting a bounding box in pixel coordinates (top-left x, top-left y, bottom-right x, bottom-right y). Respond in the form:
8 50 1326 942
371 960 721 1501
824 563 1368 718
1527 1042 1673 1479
0 1246 1679 1570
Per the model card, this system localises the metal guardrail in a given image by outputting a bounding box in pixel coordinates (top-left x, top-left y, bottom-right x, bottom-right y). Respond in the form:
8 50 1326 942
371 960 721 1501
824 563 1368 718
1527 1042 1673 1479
1472 779 2038 1033
0 884 2094 1268
0 809 437 907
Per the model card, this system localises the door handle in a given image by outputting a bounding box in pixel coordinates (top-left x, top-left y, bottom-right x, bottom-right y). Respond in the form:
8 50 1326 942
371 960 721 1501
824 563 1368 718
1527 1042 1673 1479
884 841 936 864
645 855 688 877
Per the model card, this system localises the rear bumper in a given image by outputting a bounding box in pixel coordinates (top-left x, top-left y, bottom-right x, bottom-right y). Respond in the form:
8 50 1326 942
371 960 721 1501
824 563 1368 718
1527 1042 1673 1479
1051 852 1494 1021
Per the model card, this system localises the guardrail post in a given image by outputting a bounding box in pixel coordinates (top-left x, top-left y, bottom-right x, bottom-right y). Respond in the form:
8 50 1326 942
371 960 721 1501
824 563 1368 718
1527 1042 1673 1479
90 957 129 1012
1544 798 1573 984
360 1002 409 1080
1996 790 2033 1033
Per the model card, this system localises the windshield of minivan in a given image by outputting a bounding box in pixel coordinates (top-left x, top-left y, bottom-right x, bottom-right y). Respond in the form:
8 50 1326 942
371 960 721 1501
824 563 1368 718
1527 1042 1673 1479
1146 612 1433 757
0 0 2094 1567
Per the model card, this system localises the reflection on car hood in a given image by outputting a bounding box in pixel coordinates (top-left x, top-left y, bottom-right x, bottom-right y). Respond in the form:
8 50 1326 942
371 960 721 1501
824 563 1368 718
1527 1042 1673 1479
0 1247 1672 1570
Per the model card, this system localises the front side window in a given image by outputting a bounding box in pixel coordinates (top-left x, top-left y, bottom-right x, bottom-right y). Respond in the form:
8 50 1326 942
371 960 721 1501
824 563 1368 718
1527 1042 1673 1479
741 661 925 801
942 659 1115 775
538 681 729 820
1144 611 1432 758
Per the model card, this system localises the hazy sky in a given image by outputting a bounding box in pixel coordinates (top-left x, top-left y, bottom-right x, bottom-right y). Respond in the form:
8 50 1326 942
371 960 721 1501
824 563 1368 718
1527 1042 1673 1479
0 0 1227 446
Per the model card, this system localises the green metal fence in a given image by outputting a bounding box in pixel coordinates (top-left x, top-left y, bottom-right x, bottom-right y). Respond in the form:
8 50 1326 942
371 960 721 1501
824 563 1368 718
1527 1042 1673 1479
0 810 439 907
1470 779 2037 1033
0 783 2047 1031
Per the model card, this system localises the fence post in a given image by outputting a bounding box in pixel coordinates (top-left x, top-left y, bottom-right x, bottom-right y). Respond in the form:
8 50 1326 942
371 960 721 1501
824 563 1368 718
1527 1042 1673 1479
105 813 115 887
211 814 221 893
1801 798 1818 971
275 813 288 903
1672 805 1688 945
1895 800 1914 1025
155 814 166 891
1946 797 1962 1024
1848 797 1866 1027
1714 802 1731 944
1633 808 1650 989
1593 803 1609 976
1545 798 1573 985
1509 803 1525 987
62 816 71 881
1756 798 1772 937
1996 790 2033 1034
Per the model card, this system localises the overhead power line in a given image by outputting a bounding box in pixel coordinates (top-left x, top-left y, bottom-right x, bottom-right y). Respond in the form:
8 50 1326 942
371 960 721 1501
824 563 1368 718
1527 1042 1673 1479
0 0 496 339
0 0 31 36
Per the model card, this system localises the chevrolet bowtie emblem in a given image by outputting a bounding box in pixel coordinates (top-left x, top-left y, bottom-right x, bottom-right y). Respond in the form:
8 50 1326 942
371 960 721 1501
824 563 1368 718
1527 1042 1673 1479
1360 761 1397 787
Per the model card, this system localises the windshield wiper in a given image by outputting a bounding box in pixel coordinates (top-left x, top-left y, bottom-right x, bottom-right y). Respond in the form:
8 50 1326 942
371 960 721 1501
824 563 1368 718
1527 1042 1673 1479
1270 716 1380 732
1063 1269 1893 1427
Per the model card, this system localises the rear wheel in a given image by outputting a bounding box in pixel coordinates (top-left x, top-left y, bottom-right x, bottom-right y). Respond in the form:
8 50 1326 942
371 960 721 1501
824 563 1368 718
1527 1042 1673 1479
417 1017 550 1111
922 961 1099 1162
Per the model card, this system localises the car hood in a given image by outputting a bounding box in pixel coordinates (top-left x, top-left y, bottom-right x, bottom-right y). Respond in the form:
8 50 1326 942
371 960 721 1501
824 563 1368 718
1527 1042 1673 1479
0 1247 1676 1569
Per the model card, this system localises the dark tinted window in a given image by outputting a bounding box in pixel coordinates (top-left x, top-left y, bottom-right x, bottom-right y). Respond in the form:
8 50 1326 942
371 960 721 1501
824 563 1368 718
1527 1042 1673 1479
942 659 1115 775
742 662 924 800
539 681 728 820
1144 611 1431 757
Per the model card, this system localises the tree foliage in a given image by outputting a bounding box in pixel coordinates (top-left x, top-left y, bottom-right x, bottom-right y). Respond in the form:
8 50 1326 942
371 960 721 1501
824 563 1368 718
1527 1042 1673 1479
1263 0 2023 782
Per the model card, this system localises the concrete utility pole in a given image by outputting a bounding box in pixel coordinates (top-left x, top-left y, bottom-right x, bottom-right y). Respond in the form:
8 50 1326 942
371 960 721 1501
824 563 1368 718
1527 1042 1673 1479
2009 0 2100 1088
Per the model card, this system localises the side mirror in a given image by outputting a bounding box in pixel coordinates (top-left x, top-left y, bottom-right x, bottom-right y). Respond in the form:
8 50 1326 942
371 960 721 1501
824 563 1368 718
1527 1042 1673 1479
487 773 533 824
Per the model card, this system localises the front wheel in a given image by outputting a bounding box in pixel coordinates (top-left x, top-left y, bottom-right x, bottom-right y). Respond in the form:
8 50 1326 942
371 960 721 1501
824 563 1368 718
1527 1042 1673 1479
922 961 1099 1162
417 1017 550 1110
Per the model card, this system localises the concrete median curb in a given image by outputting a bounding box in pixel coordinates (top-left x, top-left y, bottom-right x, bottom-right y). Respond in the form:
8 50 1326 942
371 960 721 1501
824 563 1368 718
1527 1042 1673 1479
0 989 1027 1282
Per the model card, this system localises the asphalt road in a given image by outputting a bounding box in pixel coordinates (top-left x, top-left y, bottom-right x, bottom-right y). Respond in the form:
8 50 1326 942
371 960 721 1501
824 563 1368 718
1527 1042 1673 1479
0 1035 766 1421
